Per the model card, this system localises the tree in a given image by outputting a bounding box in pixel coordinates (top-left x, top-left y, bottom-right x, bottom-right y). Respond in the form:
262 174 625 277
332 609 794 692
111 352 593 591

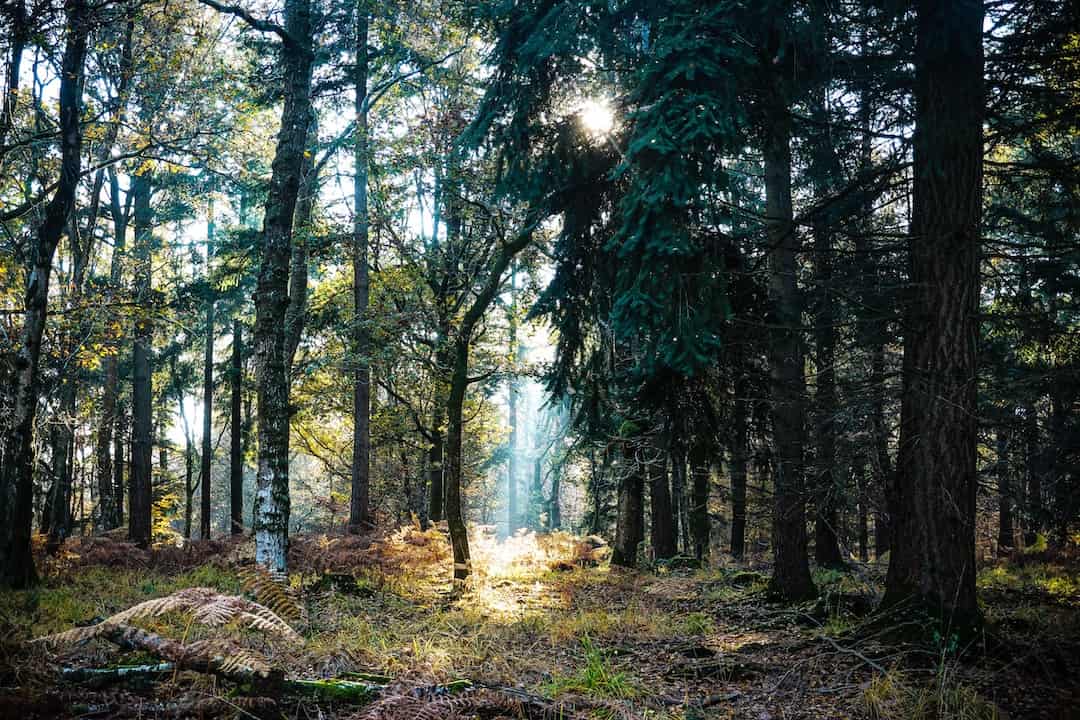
0 0 90 587
443 216 538 580
883 0 984 629
762 80 815 600
199 197 217 540
128 169 154 549
209 0 318 572
349 5 373 534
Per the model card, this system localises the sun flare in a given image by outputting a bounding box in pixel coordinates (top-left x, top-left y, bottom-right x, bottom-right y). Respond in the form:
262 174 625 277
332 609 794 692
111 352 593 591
578 98 615 136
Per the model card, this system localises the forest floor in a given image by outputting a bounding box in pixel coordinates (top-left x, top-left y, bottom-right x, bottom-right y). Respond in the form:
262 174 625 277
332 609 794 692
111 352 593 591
1 526 1078 719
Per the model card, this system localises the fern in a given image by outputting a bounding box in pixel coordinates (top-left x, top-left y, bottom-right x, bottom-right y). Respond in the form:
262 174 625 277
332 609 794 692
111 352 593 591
238 564 305 624
35 587 301 645
351 688 580 720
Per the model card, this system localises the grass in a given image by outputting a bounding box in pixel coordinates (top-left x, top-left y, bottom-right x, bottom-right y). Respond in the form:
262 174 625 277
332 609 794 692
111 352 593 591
977 562 1079 603
545 636 640 699
862 670 1004 720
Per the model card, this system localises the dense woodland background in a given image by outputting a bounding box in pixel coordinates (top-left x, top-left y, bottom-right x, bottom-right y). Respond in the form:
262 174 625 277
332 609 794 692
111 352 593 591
0 0 1079 717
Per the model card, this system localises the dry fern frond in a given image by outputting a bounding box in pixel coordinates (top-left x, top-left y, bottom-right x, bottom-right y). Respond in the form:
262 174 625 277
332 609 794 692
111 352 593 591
184 639 272 676
34 587 301 645
218 648 272 676
238 564 304 623
350 688 575 720
37 620 123 646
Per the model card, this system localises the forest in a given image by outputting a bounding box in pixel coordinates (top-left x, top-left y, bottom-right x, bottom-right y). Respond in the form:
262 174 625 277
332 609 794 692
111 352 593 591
0 0 1078 717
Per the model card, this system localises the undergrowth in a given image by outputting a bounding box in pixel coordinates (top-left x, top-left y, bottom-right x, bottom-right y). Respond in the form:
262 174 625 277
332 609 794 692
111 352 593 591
861 670 1004 720
3 528 1077 719
545 636 639 699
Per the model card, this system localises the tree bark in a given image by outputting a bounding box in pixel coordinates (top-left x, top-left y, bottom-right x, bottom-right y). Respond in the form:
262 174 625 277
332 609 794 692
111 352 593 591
856 456 869 561
47 376 78 553
1022 401 1041 544
883 0 983 629
669 438 690 553
730 363 750 559
548 462 562 530
284 130 316 378
113 402 126 528
0 0 89 587
251 0 314 573
230 321 244 534
611 448 645 568
763 97 815 601
348 9 372 534
648 441 676 560
444 338 473 581
812 207 844 568
870 342 892 559
688 436 712 561
129 170 154 549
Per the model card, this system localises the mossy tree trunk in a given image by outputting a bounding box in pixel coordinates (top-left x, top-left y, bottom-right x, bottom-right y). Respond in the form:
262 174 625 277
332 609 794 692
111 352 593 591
251 0 314 573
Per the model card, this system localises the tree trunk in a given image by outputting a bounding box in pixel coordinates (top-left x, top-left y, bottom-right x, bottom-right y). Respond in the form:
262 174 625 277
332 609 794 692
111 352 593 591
669 438 690 554
47 377 76 554
251 0 314 573
611 449 644 568
812 206 844 568
284 129 316 378
730 365 749 559
178 381 194 541
870 344 892 559
129 170 154 550
1023 401 1041 544
883 0 983 629
764 96 815 601
856 456 869 562
441 220 534 580
506 312 519 537
851 77 893 561
41 425 59 536
648 442 676 560
688 436 711 561
1049 390 1076 544
96 172 129 532
348 9 372 534
0 0 89 588
997 428 1014 551
230 321 244 534
549 463 562 530
444 339 472 581
199 203 215 540
588 447 604 534
113 403 126 528
0 0 27 157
